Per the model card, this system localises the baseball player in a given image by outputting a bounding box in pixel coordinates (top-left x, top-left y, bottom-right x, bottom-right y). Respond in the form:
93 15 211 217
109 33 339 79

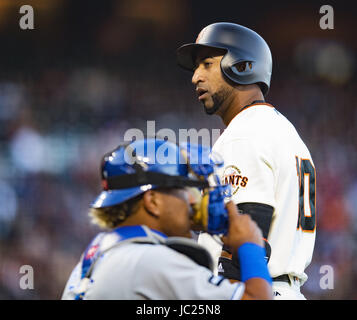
61 138 272 300
177 22 316 299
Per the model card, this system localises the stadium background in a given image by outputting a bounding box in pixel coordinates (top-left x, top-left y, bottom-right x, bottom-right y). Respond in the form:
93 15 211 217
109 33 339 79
0 0 356 299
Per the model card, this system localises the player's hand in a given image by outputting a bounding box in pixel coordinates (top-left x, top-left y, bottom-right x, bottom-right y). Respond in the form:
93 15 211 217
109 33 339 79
221 201 264 252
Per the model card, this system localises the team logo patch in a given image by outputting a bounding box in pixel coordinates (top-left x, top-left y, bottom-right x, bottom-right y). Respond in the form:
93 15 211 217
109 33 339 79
222 165 248 195
85 244 99 260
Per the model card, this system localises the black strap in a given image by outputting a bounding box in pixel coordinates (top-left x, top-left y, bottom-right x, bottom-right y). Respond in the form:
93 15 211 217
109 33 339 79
165 238 214 272
106 171 209 190
218 256 240 280
237 202 273 239
272 274 290 283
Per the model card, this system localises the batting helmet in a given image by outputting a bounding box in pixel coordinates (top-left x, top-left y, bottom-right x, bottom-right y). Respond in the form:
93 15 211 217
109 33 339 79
176 22 272 95
91 138 220 209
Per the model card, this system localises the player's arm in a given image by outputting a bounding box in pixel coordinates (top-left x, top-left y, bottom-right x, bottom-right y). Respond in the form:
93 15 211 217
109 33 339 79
219 203 273 282
221 202 272 300
242 278 273 300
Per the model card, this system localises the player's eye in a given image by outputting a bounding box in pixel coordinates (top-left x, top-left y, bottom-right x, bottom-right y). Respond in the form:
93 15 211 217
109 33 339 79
193 58 213 71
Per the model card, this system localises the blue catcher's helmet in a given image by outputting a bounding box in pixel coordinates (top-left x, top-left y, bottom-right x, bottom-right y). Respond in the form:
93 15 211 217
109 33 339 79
92 138 230 235
91 138 221 209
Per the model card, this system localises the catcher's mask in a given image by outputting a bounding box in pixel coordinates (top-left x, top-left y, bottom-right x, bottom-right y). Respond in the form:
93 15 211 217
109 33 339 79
91 138 231 235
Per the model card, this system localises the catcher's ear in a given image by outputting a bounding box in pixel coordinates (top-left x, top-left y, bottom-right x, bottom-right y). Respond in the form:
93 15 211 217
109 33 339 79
142 190 161 218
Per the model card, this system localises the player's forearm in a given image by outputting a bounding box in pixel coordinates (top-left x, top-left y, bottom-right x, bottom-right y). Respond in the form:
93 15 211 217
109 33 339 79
242 278 273 300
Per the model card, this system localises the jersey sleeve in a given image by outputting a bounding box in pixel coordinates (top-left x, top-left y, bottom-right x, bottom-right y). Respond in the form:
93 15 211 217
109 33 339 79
132 245 245 300
218 138 276 209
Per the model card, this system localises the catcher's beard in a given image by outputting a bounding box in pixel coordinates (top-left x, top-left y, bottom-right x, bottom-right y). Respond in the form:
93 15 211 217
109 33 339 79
203 86 233 115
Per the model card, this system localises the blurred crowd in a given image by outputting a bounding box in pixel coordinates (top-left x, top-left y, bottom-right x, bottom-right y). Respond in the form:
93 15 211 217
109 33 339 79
0 0 356 300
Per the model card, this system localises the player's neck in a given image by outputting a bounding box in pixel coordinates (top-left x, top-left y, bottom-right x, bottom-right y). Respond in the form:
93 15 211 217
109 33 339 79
220 90 264 126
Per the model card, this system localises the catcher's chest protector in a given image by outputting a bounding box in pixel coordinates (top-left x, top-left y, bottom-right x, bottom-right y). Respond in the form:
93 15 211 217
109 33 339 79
74 225 213 300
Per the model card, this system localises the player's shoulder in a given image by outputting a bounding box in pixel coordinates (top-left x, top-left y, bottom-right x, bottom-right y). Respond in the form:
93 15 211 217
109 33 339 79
226 103 297 138
237 103 289 125
214 103 306 157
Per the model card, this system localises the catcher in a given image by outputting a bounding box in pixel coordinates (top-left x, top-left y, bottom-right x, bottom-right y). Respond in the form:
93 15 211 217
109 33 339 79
61 138 272 300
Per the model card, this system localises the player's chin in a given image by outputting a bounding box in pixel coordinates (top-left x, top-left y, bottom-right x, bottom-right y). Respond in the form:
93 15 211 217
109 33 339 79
203 103 218 115
200 96 211 107
200 98 209 107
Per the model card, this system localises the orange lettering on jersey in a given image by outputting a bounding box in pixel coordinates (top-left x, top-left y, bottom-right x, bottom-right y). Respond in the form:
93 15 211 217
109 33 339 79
241 176 248 187
222 165 248 195
235 175 242 186
229 175 235 185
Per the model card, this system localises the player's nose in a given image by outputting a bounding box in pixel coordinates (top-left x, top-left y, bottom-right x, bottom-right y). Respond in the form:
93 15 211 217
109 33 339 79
192 67 204 86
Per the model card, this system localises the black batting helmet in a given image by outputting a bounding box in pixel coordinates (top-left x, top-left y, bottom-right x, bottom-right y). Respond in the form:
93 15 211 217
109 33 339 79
176 22 272 96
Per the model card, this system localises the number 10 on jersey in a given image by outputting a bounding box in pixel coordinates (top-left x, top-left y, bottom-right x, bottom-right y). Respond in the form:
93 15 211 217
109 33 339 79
295 156 316 232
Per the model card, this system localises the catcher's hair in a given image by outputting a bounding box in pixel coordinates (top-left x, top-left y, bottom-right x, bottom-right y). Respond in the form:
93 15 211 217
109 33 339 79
89 194 143 230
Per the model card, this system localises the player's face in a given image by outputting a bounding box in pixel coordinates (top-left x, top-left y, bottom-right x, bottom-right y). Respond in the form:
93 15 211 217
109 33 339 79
192 48 234 115
157 188 196 238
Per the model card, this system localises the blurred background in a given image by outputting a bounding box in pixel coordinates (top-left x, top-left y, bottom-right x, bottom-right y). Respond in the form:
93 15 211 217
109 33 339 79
0 0 356 299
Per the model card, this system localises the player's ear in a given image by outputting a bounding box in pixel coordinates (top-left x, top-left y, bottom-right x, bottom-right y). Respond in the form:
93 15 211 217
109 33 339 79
142 190 161 218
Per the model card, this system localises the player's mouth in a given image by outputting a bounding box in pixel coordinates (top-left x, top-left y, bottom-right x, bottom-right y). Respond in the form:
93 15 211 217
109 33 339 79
196 87 209 101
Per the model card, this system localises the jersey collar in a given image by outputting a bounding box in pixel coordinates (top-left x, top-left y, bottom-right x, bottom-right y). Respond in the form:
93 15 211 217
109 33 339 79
228 100 275 126
240 100 266 113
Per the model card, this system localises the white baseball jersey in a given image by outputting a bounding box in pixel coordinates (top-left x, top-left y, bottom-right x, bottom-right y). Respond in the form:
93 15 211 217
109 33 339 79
61 230 245 300
199 103 316 285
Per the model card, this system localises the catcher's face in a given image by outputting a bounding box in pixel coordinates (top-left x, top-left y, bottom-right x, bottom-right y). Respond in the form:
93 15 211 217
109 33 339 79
192 47 234 115
157 188 197 239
